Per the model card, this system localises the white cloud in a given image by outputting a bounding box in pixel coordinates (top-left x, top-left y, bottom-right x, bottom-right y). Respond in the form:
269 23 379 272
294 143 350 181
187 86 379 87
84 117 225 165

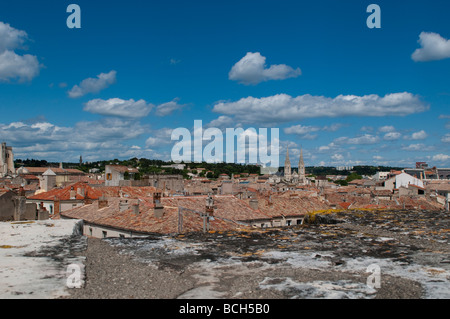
412 32 450 62
154 99 186 116
213 92 428 124
0 22 41 82
441 133 450 143
0 118 150 162
206 115 239 130
0 50 41 82
432 154 450 162
378 125 395 133
0 21 28 52
68 70 117 98
361 126 374 132
383 132 402 141
145 128 174 148
284 125 321 135
83 98 153 118
335 134 380 145
401 143 434 151
284 123 343 138
228 52 301 85
404 130 428 140
411 130 428 140
331 154 344 161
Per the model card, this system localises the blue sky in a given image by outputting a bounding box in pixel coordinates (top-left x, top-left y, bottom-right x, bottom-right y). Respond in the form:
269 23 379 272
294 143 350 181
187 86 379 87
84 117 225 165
0 0 449 168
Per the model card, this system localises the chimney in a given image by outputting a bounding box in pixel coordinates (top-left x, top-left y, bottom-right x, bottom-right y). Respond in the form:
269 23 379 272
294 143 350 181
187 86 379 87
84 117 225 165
119 199 129 212
153 192 161 205
77 186 85 198
13 196 26 221
37 202 49 220
69 187 76 200
98 196 108 209
205 194 214 215
249 198 259 210
54 196 60 215
152 192 164 217
132 203 140 215
154 205 164 218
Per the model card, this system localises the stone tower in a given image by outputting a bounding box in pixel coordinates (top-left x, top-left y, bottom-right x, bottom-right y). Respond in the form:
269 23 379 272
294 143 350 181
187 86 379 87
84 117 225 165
284 146 292 181
0 142 15 177
298 148 306 183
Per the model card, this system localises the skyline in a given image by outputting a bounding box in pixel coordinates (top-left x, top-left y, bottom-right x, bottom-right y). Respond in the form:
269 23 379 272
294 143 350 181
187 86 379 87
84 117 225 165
0 0 450 168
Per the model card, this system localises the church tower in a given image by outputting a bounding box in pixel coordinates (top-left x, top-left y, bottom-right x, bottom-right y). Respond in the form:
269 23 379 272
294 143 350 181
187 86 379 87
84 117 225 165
284 146 292 181
298 148 306 183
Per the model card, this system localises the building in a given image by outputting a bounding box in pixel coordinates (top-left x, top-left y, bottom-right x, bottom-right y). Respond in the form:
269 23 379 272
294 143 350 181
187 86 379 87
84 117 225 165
298 148 306 184
284 147 292 181
395 172 424 189
61 195 245 238
0 189 16 221
17 166 85 188
105 165 139 186
27 181 103 215
0 142 15 178
372 171 390 180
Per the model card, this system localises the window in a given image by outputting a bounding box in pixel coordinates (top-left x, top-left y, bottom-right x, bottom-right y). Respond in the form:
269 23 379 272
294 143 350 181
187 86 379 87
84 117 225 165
89 228 93 236
102 231 107 238
106 173 112 180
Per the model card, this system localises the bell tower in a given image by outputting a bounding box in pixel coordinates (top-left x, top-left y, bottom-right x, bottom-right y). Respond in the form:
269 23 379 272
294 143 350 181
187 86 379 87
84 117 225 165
284 146 292 181
298 148 306 183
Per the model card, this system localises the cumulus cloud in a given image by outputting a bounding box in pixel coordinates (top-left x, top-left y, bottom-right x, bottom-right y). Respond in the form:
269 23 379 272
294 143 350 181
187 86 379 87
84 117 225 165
68 70 117 98
284 125 321 136
284 123 342 140
83 98 153 118
206 115 239 130
401 143 435 151
0 21 28 52
331 154 344 161
154 99 186 116
336 134 380 145
228 52 301 85
412 32 450 62
383 132 402 141
432 154 450 162
404 130 428 140
441 133 450 143
0 118 150 161
0 21 41 82
145 128 174 148
378 125 395 133
213 92 428 124
411 130 428 140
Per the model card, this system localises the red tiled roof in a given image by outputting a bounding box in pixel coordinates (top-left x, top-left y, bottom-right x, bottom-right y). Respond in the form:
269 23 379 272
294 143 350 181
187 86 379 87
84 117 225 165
98 186 161 198
338 202 352 209
27 182 103 201
61 197 241 234
161 195 270 222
